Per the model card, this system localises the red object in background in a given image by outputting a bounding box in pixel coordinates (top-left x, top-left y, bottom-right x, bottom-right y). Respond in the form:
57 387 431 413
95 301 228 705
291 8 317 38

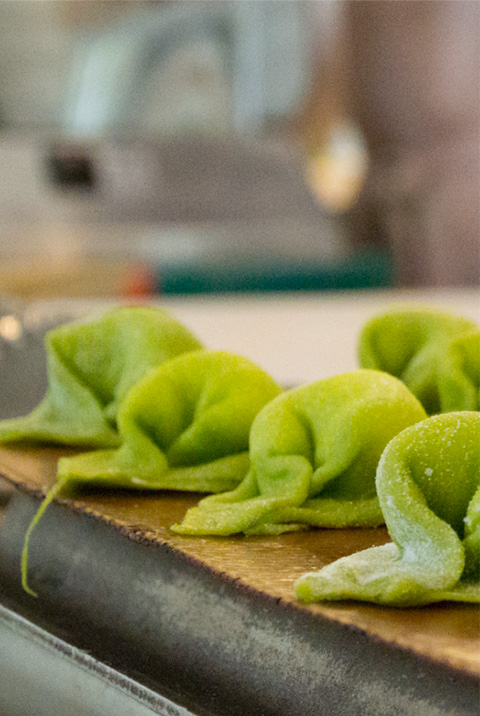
121 262 158 299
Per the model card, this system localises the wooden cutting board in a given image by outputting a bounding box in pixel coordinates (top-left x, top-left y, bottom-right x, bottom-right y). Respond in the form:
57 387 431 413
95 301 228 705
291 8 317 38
0 444 478 680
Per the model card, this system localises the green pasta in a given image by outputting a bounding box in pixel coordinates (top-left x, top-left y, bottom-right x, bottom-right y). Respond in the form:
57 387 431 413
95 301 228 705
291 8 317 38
20 350 282 595
295 412 480 606
0 306 203 447
438 329 480 412
55 350 282 491
173 370 427 536
358 306 478 414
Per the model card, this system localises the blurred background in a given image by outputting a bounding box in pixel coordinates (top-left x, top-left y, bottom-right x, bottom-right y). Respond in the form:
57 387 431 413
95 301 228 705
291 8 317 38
0 0 478 299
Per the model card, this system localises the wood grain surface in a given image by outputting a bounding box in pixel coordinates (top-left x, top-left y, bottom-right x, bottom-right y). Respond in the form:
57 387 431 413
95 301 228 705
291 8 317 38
0 444 478 679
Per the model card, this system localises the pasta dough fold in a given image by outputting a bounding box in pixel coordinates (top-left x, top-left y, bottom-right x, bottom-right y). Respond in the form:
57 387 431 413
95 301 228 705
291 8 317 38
295 412 480 606
0 307 203 447
19 349 282 595
173 370 427 536
358 307 478 414
55 350 282 492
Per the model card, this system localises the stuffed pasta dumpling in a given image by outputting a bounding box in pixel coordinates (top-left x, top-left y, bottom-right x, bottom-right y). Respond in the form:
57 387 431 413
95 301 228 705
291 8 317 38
295 412 480 606
174 370 427 536
55 350 282 492
439 329 480 412
0 306 203 447
20 350 282 595
358 306 478 414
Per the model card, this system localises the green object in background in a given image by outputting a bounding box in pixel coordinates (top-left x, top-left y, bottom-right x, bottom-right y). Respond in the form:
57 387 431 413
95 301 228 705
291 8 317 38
0 306 203 448
158 249 394 294
439 329 480 412
295 412 480 606
173 370 427 536
358 306 478 414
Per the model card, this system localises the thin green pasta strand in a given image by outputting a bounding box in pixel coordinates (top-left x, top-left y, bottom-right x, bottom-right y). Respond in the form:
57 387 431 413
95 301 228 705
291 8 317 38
21 475 69 597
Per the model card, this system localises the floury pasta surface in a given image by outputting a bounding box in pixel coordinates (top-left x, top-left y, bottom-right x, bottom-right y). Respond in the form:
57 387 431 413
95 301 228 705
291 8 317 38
295 412 480 606
16 349 282 595
173 370 427 536
0 307 203 447
55 350 282 492
1 302 478 605
358 307 479 414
